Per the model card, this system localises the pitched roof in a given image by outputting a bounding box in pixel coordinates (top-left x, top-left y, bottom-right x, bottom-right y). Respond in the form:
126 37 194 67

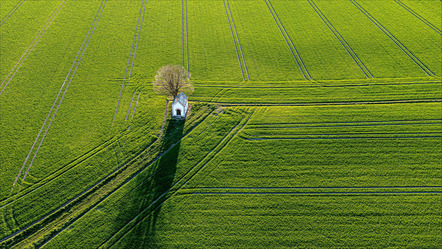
172 92 188 106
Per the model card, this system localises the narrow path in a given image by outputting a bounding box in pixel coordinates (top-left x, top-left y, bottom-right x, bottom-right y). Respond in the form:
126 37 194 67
0 0 25 27
393 0 441 35
307 0 372 79
350 0 434 76
0 0 65 95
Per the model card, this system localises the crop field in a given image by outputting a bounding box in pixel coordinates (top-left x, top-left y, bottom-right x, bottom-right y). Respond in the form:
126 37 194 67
0 0 441 248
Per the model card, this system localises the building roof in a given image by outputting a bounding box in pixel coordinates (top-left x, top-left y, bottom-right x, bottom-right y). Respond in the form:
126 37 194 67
172 92 188 106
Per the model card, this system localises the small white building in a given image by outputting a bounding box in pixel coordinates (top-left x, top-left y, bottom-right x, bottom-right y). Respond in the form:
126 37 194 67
171 92 188 119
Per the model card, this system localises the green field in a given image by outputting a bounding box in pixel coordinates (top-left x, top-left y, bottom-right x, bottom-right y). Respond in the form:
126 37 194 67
0 0 441 248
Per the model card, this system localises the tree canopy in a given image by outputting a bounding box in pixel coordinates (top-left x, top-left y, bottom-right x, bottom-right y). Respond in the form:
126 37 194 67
152 65 193 99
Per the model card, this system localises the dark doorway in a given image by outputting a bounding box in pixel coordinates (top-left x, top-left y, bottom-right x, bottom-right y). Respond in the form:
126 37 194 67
176 109 181 116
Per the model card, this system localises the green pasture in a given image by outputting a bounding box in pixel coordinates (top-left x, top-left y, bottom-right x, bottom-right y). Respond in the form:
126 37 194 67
0 0 441 248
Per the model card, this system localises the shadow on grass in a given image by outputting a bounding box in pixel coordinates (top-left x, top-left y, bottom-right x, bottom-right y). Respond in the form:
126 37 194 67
115 118 185 248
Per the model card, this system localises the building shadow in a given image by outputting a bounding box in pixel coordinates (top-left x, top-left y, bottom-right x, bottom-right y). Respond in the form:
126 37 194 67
116 118 185 248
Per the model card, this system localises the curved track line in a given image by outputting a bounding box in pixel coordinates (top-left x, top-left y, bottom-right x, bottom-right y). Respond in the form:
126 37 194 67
222 0 245 80
307 0 372 78
112 0 147 125
350 0 434 76
130 91 141 119
394 0 441 35
20 0 107 184
0 0 25 27
265 0 310 80
29 111 216 248
101 111 252 248
1 110 215 246
125 91 136 121
10 0 100 191
225 0 250 81
0 0 65 95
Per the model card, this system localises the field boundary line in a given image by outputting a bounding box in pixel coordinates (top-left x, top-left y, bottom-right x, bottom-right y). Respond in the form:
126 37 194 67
222 0 245 80
307 0 372 78
9 0 104 193
225 0 250 81
0 0 25 27
265 0 311 80
350 0 434 77
0 0 65 95
394 0 441 35
100 110 252 248
112 0 147 125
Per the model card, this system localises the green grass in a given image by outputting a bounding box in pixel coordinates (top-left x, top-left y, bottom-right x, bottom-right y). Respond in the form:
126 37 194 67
113 194 441 248
0 0 441 248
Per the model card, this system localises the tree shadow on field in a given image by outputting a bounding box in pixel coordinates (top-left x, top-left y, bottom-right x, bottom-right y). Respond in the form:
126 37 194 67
117 118 184 248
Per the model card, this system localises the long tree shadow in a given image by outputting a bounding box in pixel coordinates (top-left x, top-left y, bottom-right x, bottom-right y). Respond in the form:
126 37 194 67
117 118 185 248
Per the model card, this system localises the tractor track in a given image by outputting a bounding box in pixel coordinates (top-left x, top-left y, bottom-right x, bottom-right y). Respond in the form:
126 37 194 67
224 0 250 81
185 191 442 196
350 0 434 77
131 91 141 119
10 0 106 193
247 119 441 127
112 0 147 125
1 109 215 247
192 98 442 106
244 135 442 141
183 186 442 195
100 110 253 248
181 0 189 75
125 91 136 121
0 0 25 27
265 0 311 80
0 129 131 210
0 0 65 95
307 0 372 79
222 0 244 80
393 0 441 35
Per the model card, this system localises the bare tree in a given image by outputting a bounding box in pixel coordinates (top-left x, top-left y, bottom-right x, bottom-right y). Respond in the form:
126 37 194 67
152 65 193 99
